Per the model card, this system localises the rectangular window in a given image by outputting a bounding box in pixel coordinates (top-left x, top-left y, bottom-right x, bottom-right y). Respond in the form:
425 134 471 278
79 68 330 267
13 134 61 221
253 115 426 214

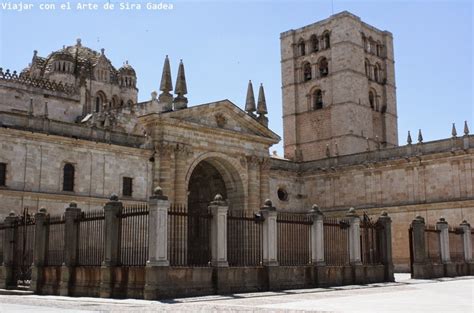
123 177 133 197
0 163 6 186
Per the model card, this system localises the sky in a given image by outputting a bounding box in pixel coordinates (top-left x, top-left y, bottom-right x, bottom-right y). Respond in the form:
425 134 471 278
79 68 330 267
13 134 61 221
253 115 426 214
0 0 472 154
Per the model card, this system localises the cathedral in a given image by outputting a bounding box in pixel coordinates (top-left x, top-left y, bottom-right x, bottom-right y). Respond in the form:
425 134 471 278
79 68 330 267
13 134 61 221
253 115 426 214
0 11 472 272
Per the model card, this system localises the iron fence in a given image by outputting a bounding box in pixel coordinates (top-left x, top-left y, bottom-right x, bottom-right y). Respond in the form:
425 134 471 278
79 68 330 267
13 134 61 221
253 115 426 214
77 210 104 266
323 217 350 266
277 212 312 266
45 214 65 266
425 225 441 264
360 215 382 265
119 204 149 266
448 226 464 262
227 210 263 266
14 210 35 287
168 204 212 267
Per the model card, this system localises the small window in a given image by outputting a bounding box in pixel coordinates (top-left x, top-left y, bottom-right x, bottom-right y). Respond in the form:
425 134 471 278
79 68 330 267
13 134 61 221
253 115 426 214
123 177 133 197
319 58 328 77
303 62 312 81
313 89 323 110
0 163 6 186
374 64 380 82
277 188 288 201
365 59 370 77
369 91 375 109
63 163 75 192
298 40 306 56
310 35 319 52
324 32 330 49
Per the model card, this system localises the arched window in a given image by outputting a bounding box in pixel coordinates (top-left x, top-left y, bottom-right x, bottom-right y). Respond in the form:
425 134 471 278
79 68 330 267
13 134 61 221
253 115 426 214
313 89 323 110
323 32 330 49
95 91 107 112
369 91 375 109
298 39 306 56
95 97 100 113
376 42 382 57
63 163 75 192
303 62 312 81
319 57 329 77
310 35 319 52
365 59 370 77
374 63 380 82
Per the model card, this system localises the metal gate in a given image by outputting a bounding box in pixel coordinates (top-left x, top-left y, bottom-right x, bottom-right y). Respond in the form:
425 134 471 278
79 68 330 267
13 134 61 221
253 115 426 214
13 208 35 289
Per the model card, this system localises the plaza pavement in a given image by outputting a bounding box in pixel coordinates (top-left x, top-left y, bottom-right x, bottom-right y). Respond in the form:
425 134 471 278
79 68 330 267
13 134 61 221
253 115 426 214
0 274 472 312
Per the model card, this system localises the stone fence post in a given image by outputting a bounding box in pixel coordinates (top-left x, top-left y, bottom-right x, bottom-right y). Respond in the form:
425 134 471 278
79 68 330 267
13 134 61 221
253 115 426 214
100 194 123 298
260 199 278 266
459 220 472 262
346 208 361 265
60 202 82 296
147 187 170 266
0 212 18 289
209 194 229 267
308 205 324 265
410 216 427 278
436 217 450 263
30 208 48 293
376 211 394 282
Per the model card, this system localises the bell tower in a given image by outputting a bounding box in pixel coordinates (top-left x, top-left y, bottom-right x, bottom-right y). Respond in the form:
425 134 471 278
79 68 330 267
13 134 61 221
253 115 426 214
281 11 398 161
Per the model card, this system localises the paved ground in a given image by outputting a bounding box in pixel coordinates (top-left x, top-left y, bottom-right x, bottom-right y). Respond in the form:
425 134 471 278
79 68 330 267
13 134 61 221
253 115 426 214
0 274 472 312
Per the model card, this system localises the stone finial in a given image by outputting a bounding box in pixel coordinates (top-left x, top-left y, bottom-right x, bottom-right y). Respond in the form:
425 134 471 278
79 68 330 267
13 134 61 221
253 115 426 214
109 193 119 201
325 144 330 157
159 55 173 93
381 211 388 217
69 202 77 208
407 131 412 145
346 207 358 217
256 83 268 115
452 123 457 137
264 199 272 207
100 48 105 56
464 121 469 136
245 80 256 114
417 129 423 143
76 38 82 47
8 211 16 217
211 194 227 206
214 194 223 201
438 216 447 223
39 207 47 214
150 186 168 200
415 215 425 223
310 204 323 215
460 220 470 226
151 91 157 100
173 60 188 110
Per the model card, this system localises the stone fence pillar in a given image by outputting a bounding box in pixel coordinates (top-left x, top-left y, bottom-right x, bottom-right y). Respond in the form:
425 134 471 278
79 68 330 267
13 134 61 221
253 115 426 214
100 194 123 298
260 200 278 266
147 187 170 267
60 202 82 296
309 205 324 265
410 215 427 278
0 212 18 289
459 220 472 262
346 208 361 265
376 211 394 282
30 208 48 293
436 218 450 263
209 194 229 267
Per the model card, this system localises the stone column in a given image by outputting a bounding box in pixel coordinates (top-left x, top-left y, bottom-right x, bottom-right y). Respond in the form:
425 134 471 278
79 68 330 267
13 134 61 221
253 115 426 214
30 208 48 293
410 215 427 278
436 217 450 263
147 187 170 266
309 205 324 265
376 211 394 282
0 212 18 289
459 220 472 262
59 202 82 296
209 194 229 267
346 208 361 265
100 194 123 298
260 200 278 266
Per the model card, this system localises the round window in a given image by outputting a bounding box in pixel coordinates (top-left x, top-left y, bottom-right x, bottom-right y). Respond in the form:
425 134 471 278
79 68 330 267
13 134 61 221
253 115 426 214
277 188 288 201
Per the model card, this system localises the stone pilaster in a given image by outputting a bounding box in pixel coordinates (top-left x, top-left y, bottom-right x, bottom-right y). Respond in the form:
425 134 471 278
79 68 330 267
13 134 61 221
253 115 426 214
410 215 427 278
147 187 170 266
436 218 450 263
0 212 18 289
30 208 48 293
246 156 260 210
376 211 394 282
60 202 82 296
100 194 123 298
308 205 324 265
459 220 472 262
260 200 278 266
346 208 362 265
209 194 229 267
259 157 271 206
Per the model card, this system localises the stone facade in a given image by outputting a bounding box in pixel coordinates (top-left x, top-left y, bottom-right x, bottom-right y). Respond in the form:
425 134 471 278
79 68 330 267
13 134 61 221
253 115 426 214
0 11 472 272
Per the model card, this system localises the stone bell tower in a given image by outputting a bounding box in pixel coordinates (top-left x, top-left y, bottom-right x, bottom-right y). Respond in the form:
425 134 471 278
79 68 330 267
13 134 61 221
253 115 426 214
281 11 398 161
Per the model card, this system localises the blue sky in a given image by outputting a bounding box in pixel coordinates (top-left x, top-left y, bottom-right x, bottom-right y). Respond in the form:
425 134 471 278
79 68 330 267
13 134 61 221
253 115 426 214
0 0 472 154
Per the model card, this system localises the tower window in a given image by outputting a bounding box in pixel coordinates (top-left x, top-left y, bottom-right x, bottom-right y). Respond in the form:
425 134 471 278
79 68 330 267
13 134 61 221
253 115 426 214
369 91 375 109
319 58 329 77
298 39 306 56
0 163 6 186
303 62 312 81
63 163 75 192
310 35 319 52
374 64 380 82
123 177 133 197
365 59 370 77
323 32 330 49
313 89 323 110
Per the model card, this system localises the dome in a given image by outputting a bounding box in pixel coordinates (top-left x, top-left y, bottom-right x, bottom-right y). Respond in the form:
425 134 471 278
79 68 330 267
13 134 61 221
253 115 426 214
51 50 75 63
119 61 136 76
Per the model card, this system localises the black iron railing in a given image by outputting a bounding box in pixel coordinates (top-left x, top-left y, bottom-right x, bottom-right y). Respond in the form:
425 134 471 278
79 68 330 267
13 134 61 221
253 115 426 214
45 214 65 266
119 204 149 266
277 212 312 266
227 210 263 266
77 210 105 266
323 217 350 266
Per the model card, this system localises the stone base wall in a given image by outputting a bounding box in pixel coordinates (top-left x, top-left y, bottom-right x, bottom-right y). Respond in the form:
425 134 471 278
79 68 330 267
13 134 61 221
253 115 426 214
412 261 474 279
